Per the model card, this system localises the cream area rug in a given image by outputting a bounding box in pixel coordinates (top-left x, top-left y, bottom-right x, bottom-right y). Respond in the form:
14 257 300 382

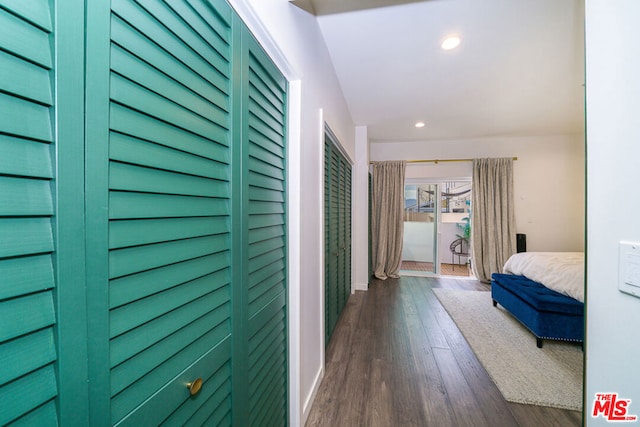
433 289 583 411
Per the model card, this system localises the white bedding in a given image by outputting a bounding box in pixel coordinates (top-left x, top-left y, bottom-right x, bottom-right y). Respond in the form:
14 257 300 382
502 252 584 303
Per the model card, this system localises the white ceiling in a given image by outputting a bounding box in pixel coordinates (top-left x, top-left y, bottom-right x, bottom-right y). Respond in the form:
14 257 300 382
297 0 585 142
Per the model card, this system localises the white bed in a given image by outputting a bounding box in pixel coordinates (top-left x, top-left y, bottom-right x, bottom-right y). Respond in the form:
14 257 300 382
502 252 585 303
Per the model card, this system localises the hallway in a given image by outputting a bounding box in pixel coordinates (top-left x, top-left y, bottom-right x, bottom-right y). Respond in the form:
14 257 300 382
305 276 581 426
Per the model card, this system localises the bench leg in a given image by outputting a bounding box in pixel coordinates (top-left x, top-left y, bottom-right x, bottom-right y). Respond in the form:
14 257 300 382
492 299 498 307
536 337 543 348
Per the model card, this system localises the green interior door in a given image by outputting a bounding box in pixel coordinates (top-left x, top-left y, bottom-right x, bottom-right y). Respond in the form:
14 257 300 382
324 133 352 344
0 1 60 423
1 1 287 424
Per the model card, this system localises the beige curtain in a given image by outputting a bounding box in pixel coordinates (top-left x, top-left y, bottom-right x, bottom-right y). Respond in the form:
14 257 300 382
471 158 517 282
371 161 406 280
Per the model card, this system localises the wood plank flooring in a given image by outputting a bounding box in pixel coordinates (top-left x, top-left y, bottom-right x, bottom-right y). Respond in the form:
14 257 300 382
305 276 583 427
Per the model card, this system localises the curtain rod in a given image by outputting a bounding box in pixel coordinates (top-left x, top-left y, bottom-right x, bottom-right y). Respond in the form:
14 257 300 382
370 157 518 165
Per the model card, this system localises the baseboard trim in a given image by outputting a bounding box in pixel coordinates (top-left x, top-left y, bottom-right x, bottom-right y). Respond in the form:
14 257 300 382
355 281 369 291
302 364 324 425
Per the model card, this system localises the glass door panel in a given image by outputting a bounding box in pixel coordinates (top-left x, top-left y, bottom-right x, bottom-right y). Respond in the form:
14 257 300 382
440 181 472 276
401 184 438 275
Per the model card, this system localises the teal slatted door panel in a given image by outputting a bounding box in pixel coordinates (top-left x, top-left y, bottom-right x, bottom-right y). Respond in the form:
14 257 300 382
243 33 288 427
108 0 233 424
337 158 346 312
329 146 340 339
323 139 352 343
0 2 59 425
344 162 352 312
323 138 331 343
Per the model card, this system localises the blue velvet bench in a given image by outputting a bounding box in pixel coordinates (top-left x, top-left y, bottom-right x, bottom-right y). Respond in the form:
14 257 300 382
491 273 584 348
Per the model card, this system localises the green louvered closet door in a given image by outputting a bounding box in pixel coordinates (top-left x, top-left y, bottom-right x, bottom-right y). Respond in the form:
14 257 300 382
324 135 352 343
97 0 237 424
84 0 287 425
0 0 287 424
0 2 60 424
233 28 288 427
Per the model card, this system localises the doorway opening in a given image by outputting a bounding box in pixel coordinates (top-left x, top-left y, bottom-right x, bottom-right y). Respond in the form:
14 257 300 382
400 180 473 278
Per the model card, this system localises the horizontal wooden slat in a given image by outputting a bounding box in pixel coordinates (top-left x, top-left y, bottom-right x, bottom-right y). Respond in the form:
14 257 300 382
247 248 285 275
0 364 57 426
109 233 230 278
0 176 53 216
250 341 285 402
164 0 230 60
251 366 286 426
110 132 229 182
249 54 286 105
111 302 230 395
0 0 52 32
248 96 284 137
247 291 286 339
112 337 231 426
248 115 285 148
248 157 284 182
249 88 285 130
136 0 229 66
0 218 53 258
0 328 56 386
249 188 284 205
0 92 53 142
8 399 58 427
111 0 229 85
0 291 55 342
110 252 229 308
249 306 285 361
248 271 285 318
110 326 230 422
248 236 284 260
110 271 229 338
0 254 54 300
248 142 284 170
248 75 284 124
111 15 230 112
248 213 284 230
110 74 227 142
185 0 232 42
0 135 52 178
110 279 230 366
109 161 229 198
110 104 230 156
248 201 284 217
111 45 228 122
248 260 284 290
0 7 51 68
248 224 284 245
109 191 229 219
248 128 284 160
247 171 284 193
0 50 52 105
110 217 229 249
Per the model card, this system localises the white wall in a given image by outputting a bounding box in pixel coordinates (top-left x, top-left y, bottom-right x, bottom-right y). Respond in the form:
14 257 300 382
371 134 585 252
231 2 355 425
585 1 640 424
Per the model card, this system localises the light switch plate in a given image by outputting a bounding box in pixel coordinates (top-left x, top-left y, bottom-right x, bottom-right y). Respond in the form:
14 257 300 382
619 241 640 298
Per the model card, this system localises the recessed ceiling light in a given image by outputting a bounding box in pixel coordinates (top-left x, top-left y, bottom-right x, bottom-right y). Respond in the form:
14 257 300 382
441 35 461 50
415 121 426 128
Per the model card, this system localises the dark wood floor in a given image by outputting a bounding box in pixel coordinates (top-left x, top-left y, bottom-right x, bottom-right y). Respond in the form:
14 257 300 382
305 276 583 427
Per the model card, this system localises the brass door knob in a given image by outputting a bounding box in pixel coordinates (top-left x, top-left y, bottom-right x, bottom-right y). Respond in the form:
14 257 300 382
187 378 203 396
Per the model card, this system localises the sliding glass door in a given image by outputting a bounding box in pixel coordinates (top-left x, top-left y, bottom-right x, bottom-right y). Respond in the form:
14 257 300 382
402 184 440 275
401 180 472 277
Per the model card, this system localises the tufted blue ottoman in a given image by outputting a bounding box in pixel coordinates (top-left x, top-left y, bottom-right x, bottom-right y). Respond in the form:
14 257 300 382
491 273 584 348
